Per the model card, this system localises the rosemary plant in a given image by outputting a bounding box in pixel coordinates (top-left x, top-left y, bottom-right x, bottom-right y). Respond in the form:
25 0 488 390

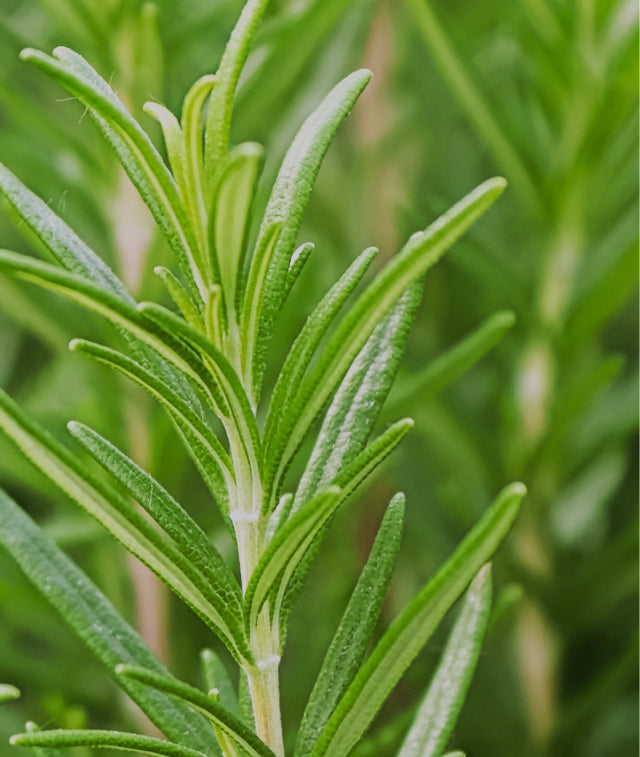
0 1 525 755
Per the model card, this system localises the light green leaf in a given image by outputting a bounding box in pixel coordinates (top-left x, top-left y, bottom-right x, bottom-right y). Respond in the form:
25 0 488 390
295 494 405 757
278 419 413 636
397 565 493 757
267 179 506 507
10 729 206 757
21 46 206 294
263 246 378 471
211 142 263 324
0 490 217 752
69 338 232 510
138 300 261 475
0 390 250 664
67 421 240 607
389 310 516 409
117 666 277 757
0 249 223 414
309 482 525 757
201 649 238 714
204 0 270 182
289 284 421 514
0 683 20 703
154 266 204 330
240 69 372 402
182 74 217 246
244 486 342 631
284 242 314 297
0 165 203 411
0 163 131 300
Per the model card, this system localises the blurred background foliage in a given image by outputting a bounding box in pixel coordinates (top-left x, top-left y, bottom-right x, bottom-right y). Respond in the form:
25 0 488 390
0 0 637 756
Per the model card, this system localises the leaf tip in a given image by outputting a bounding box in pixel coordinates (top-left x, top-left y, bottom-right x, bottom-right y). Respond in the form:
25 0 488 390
18 48 38 63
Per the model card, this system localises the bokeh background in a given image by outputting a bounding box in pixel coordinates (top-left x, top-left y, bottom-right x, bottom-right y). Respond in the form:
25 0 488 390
0 1 637 755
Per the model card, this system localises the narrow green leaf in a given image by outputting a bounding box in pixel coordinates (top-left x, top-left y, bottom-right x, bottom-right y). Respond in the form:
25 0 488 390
245 487 342 631
0 165 203 411
21 47 206 294
284 242 314 298
0 390 250 664
211 142 263 322
295 494 405 757
309 482 525 757
0 163 131 300
69 338 232 509
268 179 506 504
10 729 205 757
117 666 277 757
18 722 65 757
332 420 414 501
240 69 372 401
278 420 413 637
0 683 20 703
154 266 204 330
264 246 378 467
397 565 493 757
139 301 261 477
204 0 270 182
200 649 238 714
182 75 217 245
0 490 217 751
0 249 224 415
389 310 516 409
67 421 240 609
289 284 421 514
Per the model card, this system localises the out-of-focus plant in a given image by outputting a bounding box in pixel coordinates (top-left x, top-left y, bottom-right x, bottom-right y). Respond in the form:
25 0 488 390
0 0 526 756
393 1 638 755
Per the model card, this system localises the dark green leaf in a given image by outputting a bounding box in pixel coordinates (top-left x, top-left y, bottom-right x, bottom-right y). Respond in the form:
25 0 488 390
397 564 493 757
0 490 216 751
309 482 525 757
295 494 405 757
117 666 277 757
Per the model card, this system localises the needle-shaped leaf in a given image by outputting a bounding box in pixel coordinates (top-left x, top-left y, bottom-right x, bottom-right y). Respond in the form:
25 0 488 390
308 482 525 757
289 284 421 514
16 722 65 757
69 339 232 510
182 75 217 237
204 0 270 182
267 179 506 504
279 420 413 636
0 165 203 411
244 487 342 631
0 490 217 751
0 249 224 414
295 494 405 757
139 301 261 477
284 242 314 298
67 421 240 608
0 684 20 703
10 729 206 757
397 564 493 757
240 69 372 402
201 649 239 714
0 389 250 664
20 46 206 294
0 163 131 299
117 666 277 757
263 246 378 468
155 266 204 330
211 142 263 322
389 310 516 409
